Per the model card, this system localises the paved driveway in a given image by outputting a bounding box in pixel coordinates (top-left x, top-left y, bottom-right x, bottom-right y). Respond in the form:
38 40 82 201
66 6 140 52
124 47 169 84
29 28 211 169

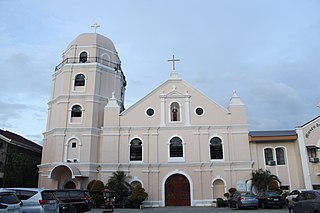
90 207 289 213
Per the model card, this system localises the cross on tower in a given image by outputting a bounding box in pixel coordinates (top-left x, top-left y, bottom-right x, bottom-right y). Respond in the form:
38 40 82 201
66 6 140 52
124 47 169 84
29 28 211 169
91 22 100 33
167 55 180 70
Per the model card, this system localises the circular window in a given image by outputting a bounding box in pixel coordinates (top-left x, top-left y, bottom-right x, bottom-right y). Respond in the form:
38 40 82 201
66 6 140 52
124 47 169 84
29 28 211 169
195 107 204 116
146 108 155 117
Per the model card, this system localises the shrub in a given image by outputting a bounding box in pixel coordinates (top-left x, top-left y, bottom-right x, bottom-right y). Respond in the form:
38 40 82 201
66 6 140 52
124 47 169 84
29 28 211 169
87 180 105 207
216 197 228 207
228 187 237 195
223 192 229 199
128 185 148 208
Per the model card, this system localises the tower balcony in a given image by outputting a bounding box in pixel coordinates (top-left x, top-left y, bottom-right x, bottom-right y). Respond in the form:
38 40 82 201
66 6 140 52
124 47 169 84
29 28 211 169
55 57 121 72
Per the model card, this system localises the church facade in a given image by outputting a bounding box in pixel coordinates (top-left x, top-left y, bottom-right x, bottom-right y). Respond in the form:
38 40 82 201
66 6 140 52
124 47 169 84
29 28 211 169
38 32 319 207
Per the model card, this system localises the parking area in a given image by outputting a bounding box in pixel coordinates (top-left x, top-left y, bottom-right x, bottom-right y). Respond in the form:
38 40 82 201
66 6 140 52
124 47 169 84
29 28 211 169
89 207 289 213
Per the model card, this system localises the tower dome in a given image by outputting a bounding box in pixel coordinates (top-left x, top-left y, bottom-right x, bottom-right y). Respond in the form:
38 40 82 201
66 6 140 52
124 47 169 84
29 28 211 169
66 33 117 53
58 33 122 71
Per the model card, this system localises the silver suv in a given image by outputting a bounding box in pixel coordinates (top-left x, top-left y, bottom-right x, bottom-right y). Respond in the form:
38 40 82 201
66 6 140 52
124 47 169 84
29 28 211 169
6 188 59 213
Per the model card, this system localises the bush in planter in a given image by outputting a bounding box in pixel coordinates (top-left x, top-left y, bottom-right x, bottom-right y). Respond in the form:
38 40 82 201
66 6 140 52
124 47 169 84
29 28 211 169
128 185 148 208
87 180 105 207
216 197 227 207
228 187 237 196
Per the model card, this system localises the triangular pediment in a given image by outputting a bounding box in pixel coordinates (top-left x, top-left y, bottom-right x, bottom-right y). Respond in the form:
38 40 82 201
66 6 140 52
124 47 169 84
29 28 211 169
122 77 230 118
161 86 190 98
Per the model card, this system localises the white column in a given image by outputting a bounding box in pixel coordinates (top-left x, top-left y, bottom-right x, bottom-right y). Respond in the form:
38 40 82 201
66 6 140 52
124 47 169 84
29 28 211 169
185 92 191 126
160 95 166 127
296 128 313 189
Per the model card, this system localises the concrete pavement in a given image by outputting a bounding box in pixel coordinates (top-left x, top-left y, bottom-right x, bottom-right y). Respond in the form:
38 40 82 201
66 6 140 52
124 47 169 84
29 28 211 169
89 207 289 213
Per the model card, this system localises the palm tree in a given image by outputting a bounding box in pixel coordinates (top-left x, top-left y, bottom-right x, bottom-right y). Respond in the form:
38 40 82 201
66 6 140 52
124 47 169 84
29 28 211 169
251 168 281 193
106 171 132 207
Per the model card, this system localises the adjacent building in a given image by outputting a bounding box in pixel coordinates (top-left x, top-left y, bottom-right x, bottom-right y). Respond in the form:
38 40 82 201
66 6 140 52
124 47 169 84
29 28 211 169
0 129 42 187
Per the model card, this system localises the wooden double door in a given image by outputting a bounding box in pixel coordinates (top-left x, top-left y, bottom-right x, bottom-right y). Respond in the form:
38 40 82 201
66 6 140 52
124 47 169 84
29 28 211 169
165 174 190 206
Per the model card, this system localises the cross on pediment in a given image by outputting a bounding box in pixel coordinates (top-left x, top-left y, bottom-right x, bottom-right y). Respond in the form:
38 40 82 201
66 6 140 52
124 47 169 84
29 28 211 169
167 55 180 70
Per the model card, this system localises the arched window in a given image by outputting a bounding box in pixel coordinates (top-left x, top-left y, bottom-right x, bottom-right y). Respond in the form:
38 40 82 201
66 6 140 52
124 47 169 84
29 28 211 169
101 53 111 66
210 137 223 159
66 138 80 163
170 137 183 157
79 52 87 63
71 105 82 117
264 148 274 165
130 138 142 161
276 148 285 165
170 102 180 122
74 74 85 87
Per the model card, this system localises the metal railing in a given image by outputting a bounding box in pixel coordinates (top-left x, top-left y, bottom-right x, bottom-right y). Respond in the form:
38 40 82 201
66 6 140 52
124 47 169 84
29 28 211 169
55 57 121 71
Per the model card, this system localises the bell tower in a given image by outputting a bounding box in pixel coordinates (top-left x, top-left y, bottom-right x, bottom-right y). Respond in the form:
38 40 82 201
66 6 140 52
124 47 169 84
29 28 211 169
39 31 126 189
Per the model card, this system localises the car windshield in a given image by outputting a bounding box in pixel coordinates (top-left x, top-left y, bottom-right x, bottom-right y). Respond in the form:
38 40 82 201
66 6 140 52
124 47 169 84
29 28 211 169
69 191 85 198
241 192 254 196
0 192 20 204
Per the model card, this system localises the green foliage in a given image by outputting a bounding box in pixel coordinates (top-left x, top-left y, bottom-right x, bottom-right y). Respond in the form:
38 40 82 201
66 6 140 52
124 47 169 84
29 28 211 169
87 180 105 207
223 193 229 199
3 152 39 187
128 185 148 208
228 187 237 195
106 171 132 207
216 197 228 207
251 168 281 193
91 180 105 192
87 180 96 190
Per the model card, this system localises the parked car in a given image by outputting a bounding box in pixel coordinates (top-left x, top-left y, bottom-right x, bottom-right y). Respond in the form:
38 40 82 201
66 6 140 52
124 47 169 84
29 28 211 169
6 188 59 213
53 189 91 213
292 190 320 213
257 191 285 208
228 191 258 209
286 189 306 210
0 189 22 212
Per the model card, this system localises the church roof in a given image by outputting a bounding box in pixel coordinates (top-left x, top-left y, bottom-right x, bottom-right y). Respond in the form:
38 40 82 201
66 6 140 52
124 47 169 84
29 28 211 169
297 115 320 128
66 33 117 53
249 130 297 143
249 130 297 137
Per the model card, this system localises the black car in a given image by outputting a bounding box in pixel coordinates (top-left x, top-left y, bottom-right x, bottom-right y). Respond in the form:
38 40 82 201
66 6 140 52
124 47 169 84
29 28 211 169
53 189 91 213
292 190 320 213
257 191 285 209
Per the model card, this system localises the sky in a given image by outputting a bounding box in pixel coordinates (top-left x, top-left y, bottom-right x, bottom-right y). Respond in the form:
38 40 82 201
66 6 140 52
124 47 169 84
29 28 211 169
1 0 320 145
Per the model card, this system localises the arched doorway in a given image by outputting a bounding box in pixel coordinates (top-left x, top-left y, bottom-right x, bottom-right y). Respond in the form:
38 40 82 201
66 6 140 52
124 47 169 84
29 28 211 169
165 174 190 206
64 180 76 189
212 179 225 199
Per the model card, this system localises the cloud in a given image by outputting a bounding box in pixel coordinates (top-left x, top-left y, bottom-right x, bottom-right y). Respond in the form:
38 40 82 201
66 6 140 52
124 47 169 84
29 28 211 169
0 100 26 128
246 78 310 130
251 79 302 112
